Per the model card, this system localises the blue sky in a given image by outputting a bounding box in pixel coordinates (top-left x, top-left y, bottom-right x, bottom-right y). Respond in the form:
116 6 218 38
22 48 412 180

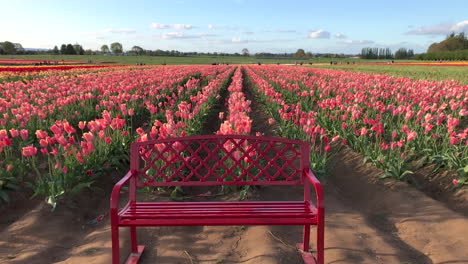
1 0 467 54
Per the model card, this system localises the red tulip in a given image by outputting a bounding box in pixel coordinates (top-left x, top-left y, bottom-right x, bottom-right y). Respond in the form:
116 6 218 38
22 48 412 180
20 129 28 140
22 145 37 157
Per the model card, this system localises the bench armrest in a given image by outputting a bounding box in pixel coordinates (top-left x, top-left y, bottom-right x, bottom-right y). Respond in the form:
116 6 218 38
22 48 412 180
304 169 324 211
110 170 133 211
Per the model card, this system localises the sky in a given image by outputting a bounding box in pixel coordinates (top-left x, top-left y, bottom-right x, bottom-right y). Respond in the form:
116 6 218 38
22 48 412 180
1 0 467 54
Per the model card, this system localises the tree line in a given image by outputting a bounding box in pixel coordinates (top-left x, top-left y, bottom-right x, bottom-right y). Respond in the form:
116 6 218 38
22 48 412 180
360 47 414 59
0 41 25 54
415 33 468 60
52 44 85 55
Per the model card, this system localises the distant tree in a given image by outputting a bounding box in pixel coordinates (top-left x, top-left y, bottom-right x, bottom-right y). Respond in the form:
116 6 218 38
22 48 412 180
52 45 59 55
60 44 67 54
131 46 144 55
84 49 94 55
428 32 468 53
13 43 24 54
361 47 393 59
110 42 123 54
0 41 16 54
73 44 84 55
385 48 393 59
395 48 408 59
101 44 110 54
305 51 313 58
65 44 76 55
242 48 249 56
294 49 306 58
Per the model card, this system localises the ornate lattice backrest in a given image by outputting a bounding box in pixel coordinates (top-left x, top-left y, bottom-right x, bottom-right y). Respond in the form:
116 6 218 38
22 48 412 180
131 135 309 187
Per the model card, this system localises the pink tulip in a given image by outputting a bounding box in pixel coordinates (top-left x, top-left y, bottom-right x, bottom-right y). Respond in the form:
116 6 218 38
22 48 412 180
22 145 37 157
406 131 417 142
83 132 94 142
36 130 48 139
20 129 28 140
9 128 19 138
0 130 7 140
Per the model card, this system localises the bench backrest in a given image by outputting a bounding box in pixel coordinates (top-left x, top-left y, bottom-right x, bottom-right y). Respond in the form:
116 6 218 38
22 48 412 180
131 135 310 187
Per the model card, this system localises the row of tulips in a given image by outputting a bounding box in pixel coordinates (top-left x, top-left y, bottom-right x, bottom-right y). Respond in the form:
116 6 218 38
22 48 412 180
0 64 122 73
0 66 220 132
244 67 335 176
0 65 134 83
215 67 253 198
216 67 252 136
248 65 467 186
0 65 232 206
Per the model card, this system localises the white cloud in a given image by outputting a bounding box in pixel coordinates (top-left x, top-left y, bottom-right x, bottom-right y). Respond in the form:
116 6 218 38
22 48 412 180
334 33 347 39
150 23 193 30
197 33 217 37
231 37 246 43
406 20 468 35
207 37 294 45
159 32 216 39
161 32 196 39
206 24 239 30
106 29 136 34
451 20 468 32
277 29 296 33
341 40 374 45
243 31 254 35
308 30 330 39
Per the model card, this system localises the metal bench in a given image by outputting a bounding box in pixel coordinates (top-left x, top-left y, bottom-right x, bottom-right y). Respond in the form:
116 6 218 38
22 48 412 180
110 135 324 264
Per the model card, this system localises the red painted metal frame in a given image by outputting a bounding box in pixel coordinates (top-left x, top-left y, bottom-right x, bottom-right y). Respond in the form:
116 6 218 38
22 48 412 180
110 135 324 264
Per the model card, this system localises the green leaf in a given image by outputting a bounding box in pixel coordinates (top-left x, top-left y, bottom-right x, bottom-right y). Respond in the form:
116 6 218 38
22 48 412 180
70 181 94 196
362 157 369 164
46 196 57 210
0 191 10 203
399 170 414 179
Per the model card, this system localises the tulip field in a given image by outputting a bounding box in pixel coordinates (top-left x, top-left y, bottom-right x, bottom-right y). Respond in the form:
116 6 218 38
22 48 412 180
0 64 466 207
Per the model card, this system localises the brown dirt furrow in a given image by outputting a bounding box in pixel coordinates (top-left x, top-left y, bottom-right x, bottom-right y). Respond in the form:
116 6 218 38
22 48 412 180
330 147 468 264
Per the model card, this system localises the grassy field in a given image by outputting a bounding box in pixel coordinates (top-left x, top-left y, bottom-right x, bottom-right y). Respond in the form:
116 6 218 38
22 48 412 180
0 54 418 65
308 64 468 84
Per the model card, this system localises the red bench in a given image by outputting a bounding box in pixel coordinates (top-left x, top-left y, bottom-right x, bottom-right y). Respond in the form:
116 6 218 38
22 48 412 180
110 135 324 264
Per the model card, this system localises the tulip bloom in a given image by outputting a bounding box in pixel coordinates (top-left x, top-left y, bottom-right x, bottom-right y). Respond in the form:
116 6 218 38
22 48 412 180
20 129 28 140
22 145 37 157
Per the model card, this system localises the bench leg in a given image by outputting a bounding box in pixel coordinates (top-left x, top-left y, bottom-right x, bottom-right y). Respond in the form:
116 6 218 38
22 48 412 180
130 227 138 253
296 225 319 264
302 224 310 252
111 224 120 264
125 226 145 264
316 220 324 264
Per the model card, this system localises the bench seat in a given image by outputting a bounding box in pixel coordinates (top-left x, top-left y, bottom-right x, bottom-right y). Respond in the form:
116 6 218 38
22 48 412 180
118 201 317 226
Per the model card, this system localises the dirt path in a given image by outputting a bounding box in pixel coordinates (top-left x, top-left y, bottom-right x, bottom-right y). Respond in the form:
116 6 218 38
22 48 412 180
1 67 468 264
